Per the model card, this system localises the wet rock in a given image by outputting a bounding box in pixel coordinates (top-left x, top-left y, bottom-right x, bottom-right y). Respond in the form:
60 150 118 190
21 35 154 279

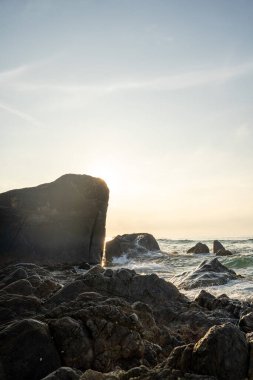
213 240 232 256
187 242 209 254
175 258 237 289
192 323 248 380
49 316 93 369
213 240 225 254
105 233 160 264
0 174 109 265
41 367 81 380
0 318 61 380
215 249 232 256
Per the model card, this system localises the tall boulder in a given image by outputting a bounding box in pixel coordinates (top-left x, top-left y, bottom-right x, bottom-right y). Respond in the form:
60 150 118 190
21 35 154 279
0 174 109 265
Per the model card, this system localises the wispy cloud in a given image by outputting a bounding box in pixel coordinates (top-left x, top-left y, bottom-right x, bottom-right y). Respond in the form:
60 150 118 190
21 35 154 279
13 60 253 95
0 102 44 127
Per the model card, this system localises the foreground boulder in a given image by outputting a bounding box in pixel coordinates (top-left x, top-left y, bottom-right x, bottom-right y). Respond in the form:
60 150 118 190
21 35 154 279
192 323 248 380
105 233 160 264
187 242 209 254
174 258 238 289
0 319 61 380
0 174 109 265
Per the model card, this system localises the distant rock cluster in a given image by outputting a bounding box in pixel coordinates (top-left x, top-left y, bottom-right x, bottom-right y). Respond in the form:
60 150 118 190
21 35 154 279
187 240 233 256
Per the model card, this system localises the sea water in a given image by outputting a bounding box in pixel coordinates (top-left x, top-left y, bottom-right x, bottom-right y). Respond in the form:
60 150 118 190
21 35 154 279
107 238 253 301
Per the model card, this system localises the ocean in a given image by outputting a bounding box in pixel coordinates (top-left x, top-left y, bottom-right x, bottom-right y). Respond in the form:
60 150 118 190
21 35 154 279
106 238 253 301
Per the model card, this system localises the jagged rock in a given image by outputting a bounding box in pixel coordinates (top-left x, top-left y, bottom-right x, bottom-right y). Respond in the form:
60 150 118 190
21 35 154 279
187 242 209 254
0 318 61 380
175 258 237 289
41 367 81 380
49 316 93 369
240 311 253 333
215 249 232 256
213 240 232 256
165 323 248 380
105 233 160 264
213 240 225 254
47 267 185 309
192 323 248 380
0 174 109 265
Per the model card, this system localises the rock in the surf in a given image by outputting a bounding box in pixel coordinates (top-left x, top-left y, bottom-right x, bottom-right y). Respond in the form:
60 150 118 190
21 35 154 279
213 240 232 256
0 174 109 265
105 233 160 264
175 258 237 289
187 242 209 254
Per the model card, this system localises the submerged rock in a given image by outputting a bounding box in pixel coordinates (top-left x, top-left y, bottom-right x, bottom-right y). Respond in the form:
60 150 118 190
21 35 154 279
175 258 237 289
187 242 209 254
105 233 160 264
41 367 81 380
0 174 109 265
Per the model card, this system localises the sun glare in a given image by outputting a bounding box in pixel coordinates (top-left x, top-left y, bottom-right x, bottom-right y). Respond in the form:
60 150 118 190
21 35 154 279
89 164 121 194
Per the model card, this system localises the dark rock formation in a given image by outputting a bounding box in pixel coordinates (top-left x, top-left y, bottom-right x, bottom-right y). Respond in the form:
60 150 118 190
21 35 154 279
192 323 248 380
0 174 109 265
175 258 237 289
187 242 209 254
0 263 252 380
213 240 232 256
105 233 160 264
213 240 225 253
47 265 185 309
0 319 61 380
166 323 248 380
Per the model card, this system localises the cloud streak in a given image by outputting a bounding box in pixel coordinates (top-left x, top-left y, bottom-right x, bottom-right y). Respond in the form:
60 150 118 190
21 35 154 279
0 102 44 127
13 60 253 95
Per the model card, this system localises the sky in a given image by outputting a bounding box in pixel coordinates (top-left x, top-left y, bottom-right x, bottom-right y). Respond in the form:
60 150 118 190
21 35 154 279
0 0 253 239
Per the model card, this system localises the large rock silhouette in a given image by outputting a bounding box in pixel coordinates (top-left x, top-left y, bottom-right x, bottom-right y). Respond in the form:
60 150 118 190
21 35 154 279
0 174 109 265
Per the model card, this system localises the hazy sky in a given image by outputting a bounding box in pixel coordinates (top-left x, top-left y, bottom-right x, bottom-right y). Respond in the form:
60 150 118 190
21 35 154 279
1 0 253 238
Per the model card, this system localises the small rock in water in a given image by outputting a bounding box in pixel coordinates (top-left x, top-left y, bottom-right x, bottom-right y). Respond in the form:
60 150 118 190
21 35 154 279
213 240 233 256
187 242 210 254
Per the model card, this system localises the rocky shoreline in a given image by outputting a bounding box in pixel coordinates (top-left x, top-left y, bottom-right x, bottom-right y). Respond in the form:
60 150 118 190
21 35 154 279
1 261 253 380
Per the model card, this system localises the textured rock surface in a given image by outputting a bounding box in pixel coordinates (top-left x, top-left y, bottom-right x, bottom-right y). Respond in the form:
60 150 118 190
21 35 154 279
174 258 237 289
187 242 209 254
192 323 248 380
105 233 160 264
0 263 252 380
213 240 232 256
0 319 61 380
0 174 109 265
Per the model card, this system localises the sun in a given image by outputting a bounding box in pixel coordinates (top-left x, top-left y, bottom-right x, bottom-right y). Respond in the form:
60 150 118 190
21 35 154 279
89 163 121 194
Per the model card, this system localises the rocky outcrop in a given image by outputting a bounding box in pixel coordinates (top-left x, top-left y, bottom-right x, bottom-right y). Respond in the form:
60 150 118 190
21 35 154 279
105 233 160 264
174 258 238 289
0 318 61 380
213 240 232 256
187 242 209 254
0 174 109 265
0 262 252 380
